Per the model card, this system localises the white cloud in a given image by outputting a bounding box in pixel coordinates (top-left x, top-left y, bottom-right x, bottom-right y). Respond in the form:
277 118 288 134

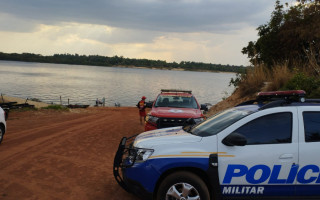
0 22 256 65
0 0 283 65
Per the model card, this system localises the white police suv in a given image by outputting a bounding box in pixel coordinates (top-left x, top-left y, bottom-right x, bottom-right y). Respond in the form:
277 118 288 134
0 106 7 144
114 90 320 200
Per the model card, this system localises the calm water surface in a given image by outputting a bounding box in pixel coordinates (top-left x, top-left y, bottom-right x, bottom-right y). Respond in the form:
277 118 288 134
0 61 235 106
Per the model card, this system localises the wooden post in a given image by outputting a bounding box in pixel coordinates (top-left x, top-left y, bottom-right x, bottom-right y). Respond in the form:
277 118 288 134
60 96 62 105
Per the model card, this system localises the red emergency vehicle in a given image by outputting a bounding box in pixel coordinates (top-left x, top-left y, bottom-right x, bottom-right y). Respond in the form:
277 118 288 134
145 89 208 131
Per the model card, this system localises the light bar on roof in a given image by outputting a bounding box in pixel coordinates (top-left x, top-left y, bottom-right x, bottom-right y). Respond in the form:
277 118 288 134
258 90 306 97
161 89 192 94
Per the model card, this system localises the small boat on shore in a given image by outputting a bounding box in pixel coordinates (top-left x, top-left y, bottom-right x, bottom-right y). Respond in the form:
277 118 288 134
10 103 35 109
0 102 17 107
0 102 34 109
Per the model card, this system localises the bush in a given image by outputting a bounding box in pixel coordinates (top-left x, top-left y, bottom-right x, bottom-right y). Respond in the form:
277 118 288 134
228 48 320 99
282 72 320 98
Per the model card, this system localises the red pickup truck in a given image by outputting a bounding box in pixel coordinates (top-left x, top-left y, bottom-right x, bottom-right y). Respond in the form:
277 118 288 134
145 89 208 131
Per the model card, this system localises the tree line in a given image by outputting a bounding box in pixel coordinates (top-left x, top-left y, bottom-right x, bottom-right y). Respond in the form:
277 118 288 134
0 52 245 73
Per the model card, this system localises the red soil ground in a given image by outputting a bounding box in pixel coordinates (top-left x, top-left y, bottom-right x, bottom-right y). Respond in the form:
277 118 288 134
0 107 147 200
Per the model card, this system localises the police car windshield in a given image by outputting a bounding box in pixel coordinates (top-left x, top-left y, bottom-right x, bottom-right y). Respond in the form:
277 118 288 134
190 108 253 136
154 95 198 109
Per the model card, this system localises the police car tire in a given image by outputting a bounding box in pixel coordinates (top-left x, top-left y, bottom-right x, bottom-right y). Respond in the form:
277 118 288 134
0 126 4 144
156 171 210 200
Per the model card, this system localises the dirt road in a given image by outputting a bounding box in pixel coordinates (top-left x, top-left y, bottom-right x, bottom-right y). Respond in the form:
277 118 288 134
0 107 146 200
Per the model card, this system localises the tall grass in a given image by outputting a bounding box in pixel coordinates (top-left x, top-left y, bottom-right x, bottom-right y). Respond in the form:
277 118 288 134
237 65 269 97
236 51 320 98
265 64 292 91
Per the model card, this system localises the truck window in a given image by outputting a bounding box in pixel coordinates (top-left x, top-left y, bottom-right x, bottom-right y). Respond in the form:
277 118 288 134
303 112 320 142
233 112 292 145
154 95 198 109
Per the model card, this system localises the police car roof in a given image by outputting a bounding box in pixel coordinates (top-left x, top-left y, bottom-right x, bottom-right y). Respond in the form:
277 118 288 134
234 104 261 112
236 99 320 111
288 101 320 107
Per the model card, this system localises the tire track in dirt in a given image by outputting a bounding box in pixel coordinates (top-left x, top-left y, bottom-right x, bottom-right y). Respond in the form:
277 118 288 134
0 113 113 199
3 111 109 145
0 110 117 169
0 108 142 200
0 110 114 161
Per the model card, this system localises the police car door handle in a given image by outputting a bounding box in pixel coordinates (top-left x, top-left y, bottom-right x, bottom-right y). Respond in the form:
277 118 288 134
279 154 294 159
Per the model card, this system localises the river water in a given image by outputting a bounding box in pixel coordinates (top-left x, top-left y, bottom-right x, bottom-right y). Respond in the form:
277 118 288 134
0 61 235 106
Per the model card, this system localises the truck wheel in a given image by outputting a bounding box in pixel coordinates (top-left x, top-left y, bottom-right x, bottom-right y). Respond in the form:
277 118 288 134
0 127 3 144
156 171 210 200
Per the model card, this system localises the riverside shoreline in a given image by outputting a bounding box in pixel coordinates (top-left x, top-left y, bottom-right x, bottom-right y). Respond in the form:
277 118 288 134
0 90 249 115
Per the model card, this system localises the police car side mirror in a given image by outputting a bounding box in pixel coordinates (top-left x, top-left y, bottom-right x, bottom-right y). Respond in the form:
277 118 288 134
222 132 247 146
146 101 154 108
185 118 196 125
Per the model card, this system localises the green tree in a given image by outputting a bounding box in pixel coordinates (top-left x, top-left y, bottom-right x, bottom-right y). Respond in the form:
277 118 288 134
242 0 320 67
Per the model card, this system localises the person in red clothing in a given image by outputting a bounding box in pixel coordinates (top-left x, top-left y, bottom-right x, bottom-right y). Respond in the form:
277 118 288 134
137 96 147 125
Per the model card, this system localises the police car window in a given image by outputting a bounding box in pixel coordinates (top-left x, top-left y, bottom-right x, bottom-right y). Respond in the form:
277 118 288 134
233 112 292 145
191 108 252 136
303 112 320 142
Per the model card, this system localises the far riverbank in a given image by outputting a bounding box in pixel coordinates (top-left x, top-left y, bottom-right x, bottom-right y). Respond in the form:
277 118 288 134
0 52 245 73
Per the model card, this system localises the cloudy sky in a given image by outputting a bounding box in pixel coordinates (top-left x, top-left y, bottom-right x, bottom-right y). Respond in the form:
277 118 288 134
0 0 290 66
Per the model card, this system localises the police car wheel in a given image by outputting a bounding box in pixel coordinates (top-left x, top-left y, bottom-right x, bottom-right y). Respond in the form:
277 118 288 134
0 127 3 144
156 171 210 200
